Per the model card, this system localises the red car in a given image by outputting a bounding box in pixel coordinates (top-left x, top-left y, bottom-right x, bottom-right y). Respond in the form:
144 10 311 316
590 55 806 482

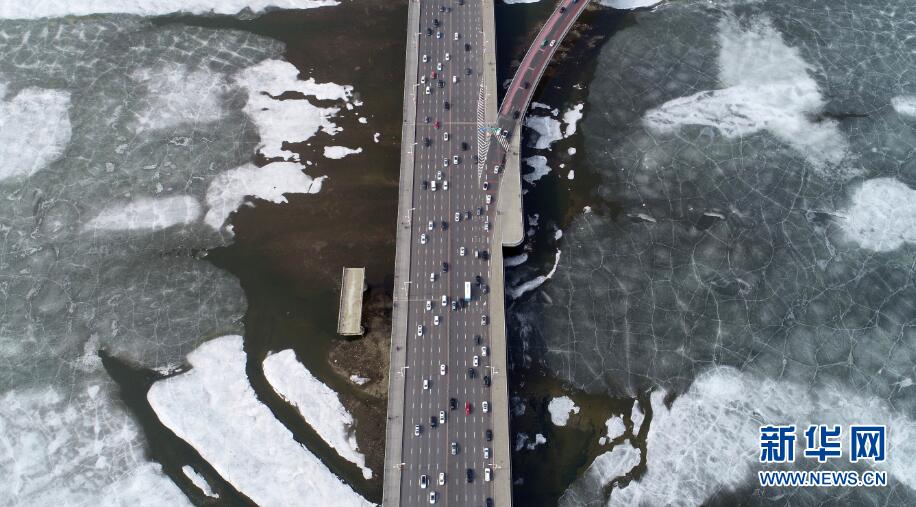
465 401 472 415
434 121 441 129
431 71 437 79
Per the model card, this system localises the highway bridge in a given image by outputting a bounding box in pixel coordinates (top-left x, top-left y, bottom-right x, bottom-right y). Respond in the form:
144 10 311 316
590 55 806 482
383 1 590 506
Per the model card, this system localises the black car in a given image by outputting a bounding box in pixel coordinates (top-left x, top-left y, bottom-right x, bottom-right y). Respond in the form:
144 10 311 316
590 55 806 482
483 375 491 387
439 5 446 11
523 81 531 89
423 137 431 147
424 116 431 123
458 0 464 5
464 43 471 51
422 180 428 190
461 142 469 151
438 80 444 88
444 101 450 110
468 368 475 379
559 5 566 13
442 262 449 272
465 67 472 75
441 221 448 230
430 416 438 428
449 397 457 410
477 207 483 216
426 28 433 36
481 250 490 260
466 468 474 483
482 284 490 294
475 275 482 284
465 210 472 219
485 429 493 442
513 110 521 119
474 334 482 345
472 154 479 163
433 18 440 27
486 499 493 507
451 301 458 311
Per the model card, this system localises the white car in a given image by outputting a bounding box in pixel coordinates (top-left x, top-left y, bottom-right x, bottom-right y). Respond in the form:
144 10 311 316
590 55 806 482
430 272 436 282
473 355 479 367
422 54 428 62
485 194 492 204
428 220 434 230
481 315 488 325
429 491 437 504
415 424 421 436
483 447 490 459
549 39 556 47
439 410 446 423
436 170 443 180
423 379 430 390
452 75 457 83
455 212 461 222
482 181 489 190
482 401 489 413
459 246 466 256
436 31 442 39
421 75 427 84
440 364 447 375
420 474 428 489
441 295 448 306
436 62 442 71
484 221 490 231
431 180 437 191
438 472 446 486
443 132 449 141
442 180 448 190
442 158 449 167
417 325 423 336
453 32 459 40
434 315 440 326
420 233 427 244
493 164 501 174
484 467 491 482
482 346 488 356
445 52 450 61
452 155 459 165
426 300 432 311
425 86 431 95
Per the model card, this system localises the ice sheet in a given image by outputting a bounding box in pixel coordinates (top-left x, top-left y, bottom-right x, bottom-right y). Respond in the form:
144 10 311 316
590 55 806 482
0 0 338 19
147 336 373 507
263 349 373 479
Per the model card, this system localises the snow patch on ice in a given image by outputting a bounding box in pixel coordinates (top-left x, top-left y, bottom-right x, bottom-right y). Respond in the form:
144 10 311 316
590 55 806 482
509 249 561 298
147 336 372 507
547 395 580 426
204 162 324 233
523 155 551 183
324 146 363 159
0 0 338 18
562 103 584 137
0 84 71 182
182 465 218 499
643 15 849 175
131 63 229 133
525 115 563 149
84 195 202 232
531 101 553 110
263 349 372 480
597 0 661 9
840 177 916 252
234 59 352 162
610 367 916 506
891 95 916 118
630 400 645 434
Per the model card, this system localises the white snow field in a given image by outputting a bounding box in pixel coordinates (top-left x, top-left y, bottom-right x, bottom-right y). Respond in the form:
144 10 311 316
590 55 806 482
148 336 373 507
0 0 338 19
0 84 71 182
84 196 203 232
643 15 849 175
263 349 373 479
840 177 916 252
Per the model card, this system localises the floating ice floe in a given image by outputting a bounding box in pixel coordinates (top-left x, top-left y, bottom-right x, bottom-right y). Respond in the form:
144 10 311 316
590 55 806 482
562 104 584 137
643 15 849 175
567 170 575 180
609 366 916 506
554 229 563 240
324 146 363 159
182 466 218 499
263 349 373 480
514 432 547 451
349 374 370 385
84 195 202 232
604 415 626 443
234 59 352 162
0 0 338 20
0 84 71 182
547 395 579 426
505 253 529 267
630 400 645 434
559 442 642 506
523 155 551 184
839 177 916 252
509 249 561 298
525 115 563 149
204 162 325 233
147 336 373 507
373 133 381 143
